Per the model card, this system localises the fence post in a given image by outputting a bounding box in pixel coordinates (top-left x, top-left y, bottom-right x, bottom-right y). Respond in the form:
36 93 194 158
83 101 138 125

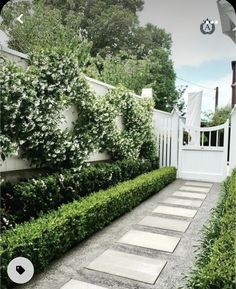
223 119 229 178
229 106 236 173
171 109 180 168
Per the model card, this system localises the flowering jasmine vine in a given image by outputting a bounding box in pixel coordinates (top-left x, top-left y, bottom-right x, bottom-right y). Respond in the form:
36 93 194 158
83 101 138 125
0 49 156 169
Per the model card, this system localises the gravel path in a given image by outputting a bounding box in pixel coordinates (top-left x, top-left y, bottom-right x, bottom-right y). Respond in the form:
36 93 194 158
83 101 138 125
18 179 221 289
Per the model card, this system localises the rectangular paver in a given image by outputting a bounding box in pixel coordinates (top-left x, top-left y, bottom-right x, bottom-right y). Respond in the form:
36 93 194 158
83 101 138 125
153 205 197 218
86 249 167 284
118 230 180 253
185 181 212 188
179 186 210 193
61 280 106 289
138 216 190 232
173 191 206 200
163 197 202 208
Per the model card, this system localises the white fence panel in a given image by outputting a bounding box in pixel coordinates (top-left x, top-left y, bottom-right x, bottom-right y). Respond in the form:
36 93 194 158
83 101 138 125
152 108 180 168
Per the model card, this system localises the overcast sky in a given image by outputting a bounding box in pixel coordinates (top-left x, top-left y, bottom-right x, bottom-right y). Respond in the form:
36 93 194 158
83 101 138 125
139 0 236 112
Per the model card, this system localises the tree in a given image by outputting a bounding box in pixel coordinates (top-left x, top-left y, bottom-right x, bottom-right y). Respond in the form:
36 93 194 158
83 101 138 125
85 52 151 92
35 0 144 55
130 23 172 58
147 48 178 111
83 4 138 56
1 1 92 66
1 0 181 111
37 0 144 15
86 47 180 111
209 106 231 126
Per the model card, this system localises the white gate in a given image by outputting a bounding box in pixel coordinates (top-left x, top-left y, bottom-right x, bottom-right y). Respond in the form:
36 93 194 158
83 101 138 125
178 120 229 182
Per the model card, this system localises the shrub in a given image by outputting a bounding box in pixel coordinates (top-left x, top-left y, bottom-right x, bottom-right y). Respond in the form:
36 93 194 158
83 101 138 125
1 158 159 230
0 167 176 289
184 169 236 289
1 50 156 169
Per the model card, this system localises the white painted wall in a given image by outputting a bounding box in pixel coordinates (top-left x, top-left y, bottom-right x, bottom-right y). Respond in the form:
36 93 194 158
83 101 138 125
84 76 114 96
58 105 78 131
0 46 29 68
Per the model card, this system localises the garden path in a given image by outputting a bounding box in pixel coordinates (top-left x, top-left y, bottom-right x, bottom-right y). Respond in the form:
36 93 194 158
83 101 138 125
20 179 220 289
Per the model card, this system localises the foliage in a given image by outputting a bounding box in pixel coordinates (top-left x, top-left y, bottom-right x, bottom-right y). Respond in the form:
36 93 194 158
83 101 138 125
85 53 151 94
184 169 236 289
83 4 138 56
39 0 144 15
1 0 181 112
86 48 179 111
131 23 172 57
101 87 155 159
208 106 231 126
0 167 176 289
1 50 90 168
1 1 91 62
1 158 159 230
0 49 155 168
1 0 140 56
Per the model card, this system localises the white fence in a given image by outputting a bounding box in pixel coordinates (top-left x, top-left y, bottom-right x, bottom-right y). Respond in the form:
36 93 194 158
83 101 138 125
1 46 236 182
152 108 182 168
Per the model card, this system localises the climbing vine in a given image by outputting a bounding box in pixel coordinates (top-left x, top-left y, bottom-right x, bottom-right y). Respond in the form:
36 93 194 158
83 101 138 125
0 49 156 169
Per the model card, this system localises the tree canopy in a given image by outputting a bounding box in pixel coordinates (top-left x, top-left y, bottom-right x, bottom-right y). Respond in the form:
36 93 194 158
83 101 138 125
1 0 182 111
209 106 231 126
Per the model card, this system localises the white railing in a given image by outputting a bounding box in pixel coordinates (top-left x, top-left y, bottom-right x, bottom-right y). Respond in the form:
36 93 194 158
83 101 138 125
152 108 181 168
181 122 228 148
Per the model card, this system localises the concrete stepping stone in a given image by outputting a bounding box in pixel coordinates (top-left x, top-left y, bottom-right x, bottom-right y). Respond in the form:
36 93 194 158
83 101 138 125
185 181 212 188
61 280 106 289
173 191 206 200
179 186 210 193
153 205 197 218
162 197 202 208
117 230 180 253
138 216 190 232
86 249 166 284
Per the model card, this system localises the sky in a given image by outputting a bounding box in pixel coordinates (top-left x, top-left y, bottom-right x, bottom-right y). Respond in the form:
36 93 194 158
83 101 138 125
139 0 236 113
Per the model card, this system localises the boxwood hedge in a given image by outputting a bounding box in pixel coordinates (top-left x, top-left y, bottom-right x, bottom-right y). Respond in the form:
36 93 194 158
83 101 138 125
1 166 176 289
184 168 236 289
1 158 159 229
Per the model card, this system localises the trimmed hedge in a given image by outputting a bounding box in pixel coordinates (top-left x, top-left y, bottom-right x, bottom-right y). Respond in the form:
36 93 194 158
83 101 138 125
1 158 159 229
184 169 236 289
0 167 176 288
